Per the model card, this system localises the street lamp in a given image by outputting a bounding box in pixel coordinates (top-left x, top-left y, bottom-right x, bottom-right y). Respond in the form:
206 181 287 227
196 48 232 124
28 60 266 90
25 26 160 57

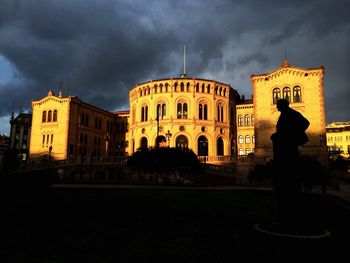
49 145 52 168
165 130 172 147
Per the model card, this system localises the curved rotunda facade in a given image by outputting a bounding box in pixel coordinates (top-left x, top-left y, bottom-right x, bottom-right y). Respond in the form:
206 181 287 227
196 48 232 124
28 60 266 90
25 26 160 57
128 77 239 157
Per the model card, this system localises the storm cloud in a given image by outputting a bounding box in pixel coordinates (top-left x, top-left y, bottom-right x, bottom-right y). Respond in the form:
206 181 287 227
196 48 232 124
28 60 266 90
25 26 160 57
0 0 349 134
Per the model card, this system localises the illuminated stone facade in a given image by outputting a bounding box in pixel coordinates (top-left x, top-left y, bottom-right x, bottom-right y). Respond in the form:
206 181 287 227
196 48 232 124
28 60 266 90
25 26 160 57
236 99 254 156
128 77 240 156
30 91 126 160
251 60 328 164
326 122 350 158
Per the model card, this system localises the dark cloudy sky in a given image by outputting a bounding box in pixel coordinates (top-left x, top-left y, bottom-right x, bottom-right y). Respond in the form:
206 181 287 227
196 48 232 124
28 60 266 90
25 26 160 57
1 0 350 134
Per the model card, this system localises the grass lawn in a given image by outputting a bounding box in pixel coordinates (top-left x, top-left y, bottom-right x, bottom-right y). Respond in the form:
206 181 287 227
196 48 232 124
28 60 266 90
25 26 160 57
3 186 350 262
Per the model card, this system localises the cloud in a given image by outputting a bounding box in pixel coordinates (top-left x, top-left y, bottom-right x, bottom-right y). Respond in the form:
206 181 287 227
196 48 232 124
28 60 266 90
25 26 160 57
0 0 349 135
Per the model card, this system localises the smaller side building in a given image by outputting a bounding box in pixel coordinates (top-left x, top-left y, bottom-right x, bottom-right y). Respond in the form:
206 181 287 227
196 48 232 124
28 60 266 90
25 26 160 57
326 122 350 158
9 113 32 162
236 97 254 156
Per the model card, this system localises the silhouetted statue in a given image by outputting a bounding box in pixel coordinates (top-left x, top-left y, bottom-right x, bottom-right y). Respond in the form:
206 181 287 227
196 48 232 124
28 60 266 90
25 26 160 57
270 99 310 226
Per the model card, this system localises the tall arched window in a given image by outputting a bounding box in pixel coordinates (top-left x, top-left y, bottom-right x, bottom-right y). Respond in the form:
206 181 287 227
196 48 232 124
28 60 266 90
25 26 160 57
245 135 250 144
51 134 54 144
157 102 166 119
180 82 184 92
207 84 210 93
174 83 178 92
165 83 168 92
177 102 188 119
53 110 57 121
251 114 254 126
159 84 163 93
199 101 208 120
198 136 208 156
217 103 224 122
217 137 224 156
238 135 243 144
47 110 52 122
293 86 302 102
196 83 199 92
244 114 250 126
273 88 281 104
42 134 45 145
201 83 205 93
238 115 243 127
186 82 190 92
283 87 291 102
42 111 47 122
141 105 148 122
176 135 188 149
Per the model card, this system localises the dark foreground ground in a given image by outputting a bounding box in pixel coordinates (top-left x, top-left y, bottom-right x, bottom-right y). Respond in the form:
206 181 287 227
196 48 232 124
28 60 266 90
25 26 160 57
2 186 350 263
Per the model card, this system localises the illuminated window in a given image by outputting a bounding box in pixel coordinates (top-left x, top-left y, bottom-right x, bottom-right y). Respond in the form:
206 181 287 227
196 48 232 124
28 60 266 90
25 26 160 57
157 103 166 119
199 101 208 120
283 87 291 102
238 115 243 127
48 110 52 122
238 135 243 144
245 135 250 144
217 102 224 122
252 135 255 144
53 110 57 121
42 111 47 122
273 88 281 104
246 148 251 155
177 102 188 119
239 148 244 155
293 86 302 102
244 114 250 126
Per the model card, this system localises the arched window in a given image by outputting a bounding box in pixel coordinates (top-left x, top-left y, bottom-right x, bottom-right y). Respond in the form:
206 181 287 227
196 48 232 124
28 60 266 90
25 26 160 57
293 86 302 102
244 114 250 126
217 137 224 156
51 134 54 144
42 134 45 145
239 148 244 155
215 86 218 95
251 114 254 126
177 102 188 119
165 83 168 92
174 82 178 92
47 110 52 122
42 111 46 122
196 83 199 92
219 87 222 96
245 135 250 144
283 87 291 102
141 105 148 122
199 101 208 120
159 84 163 93
46 134 49 145
201 83 205 93
157 102 166 119
223 88 226 97
207 84 210 93
217 103 224 122
140 137 148 149
180 82 184 92
252 135 255 144
186 82 190 92
273 88 281 104
176 135 188 149
238 135 244 144
198 136 208 156
238 115 243 127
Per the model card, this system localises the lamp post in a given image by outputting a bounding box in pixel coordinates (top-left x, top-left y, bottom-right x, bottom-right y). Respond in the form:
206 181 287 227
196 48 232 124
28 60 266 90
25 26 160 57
49 145 52 168
166 130 172 147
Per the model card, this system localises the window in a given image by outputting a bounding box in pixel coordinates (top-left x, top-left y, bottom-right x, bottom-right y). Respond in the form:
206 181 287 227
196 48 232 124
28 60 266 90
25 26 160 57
186 82 190 92
159 84 163 93
42 111 46 122
273 88 281 104
177 102 188 119
245 135 250 144
246 148 251 155
283 87 291 102
42 134 45 145
51 134 54 144
196 83 199 92
244 114 250 126
157 103 166 119
48 110 52 122
207 84 210 93
141 105 148 122
239 148 244 155
251 114 254 126
174 83 178 92
165 83 168 92
180 82 184 92
81 113 85 125
293 86 302 102
238 115 243 127
238 135 243 144
252 135 255 144
217 103 224 122
199 102 208 120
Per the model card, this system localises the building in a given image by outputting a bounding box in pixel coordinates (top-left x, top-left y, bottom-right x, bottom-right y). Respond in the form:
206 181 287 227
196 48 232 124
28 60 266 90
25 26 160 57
0 134 10 171
326 122 350 158
9 113 32 162
250 60 328 165
236 97 255 156
29 90 127 161
128 76 240 157
28 60 327 165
